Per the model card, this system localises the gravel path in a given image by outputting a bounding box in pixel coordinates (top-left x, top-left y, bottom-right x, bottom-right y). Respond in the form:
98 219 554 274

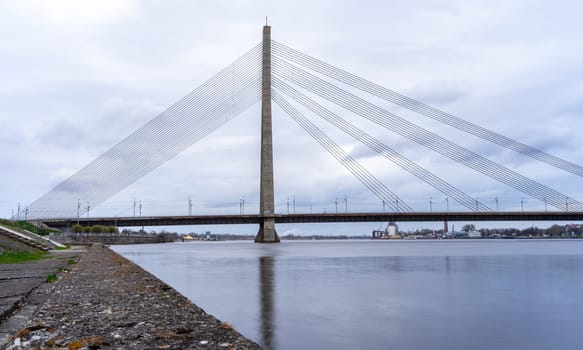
3 244 261 349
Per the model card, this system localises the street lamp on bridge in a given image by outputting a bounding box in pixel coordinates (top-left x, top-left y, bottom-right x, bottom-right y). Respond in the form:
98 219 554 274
335 196 348 213
240 197 245 215
566 198 569 212
77 199 81 224
286 196 297 214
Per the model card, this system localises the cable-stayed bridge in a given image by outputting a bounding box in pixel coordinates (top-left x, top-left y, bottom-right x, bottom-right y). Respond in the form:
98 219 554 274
19 25 583 242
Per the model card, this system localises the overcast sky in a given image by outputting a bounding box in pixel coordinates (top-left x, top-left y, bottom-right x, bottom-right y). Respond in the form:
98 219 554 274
1 0 583 235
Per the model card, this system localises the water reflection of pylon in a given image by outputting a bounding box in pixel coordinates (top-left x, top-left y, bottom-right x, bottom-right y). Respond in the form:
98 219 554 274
259 256 275 349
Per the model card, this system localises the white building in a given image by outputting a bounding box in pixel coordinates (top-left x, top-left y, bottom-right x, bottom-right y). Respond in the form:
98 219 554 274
468 230 482 238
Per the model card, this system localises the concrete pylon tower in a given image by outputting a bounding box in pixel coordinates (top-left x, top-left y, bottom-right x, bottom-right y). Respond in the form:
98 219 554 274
255 25 280 243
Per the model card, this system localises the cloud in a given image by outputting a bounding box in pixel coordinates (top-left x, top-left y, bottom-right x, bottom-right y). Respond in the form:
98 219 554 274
35 97 164 149
556 82 583 117
5 0 138 25
405 80 468 105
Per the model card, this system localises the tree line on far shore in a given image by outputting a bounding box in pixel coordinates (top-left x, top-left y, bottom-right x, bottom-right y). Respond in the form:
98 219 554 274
71 224 119 234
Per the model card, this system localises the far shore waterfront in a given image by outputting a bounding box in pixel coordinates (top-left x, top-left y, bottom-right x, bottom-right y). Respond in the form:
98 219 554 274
47 221 583 245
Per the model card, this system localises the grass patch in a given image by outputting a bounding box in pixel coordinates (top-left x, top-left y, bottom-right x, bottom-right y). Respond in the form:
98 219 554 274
0 250 48 264
46 274 57 283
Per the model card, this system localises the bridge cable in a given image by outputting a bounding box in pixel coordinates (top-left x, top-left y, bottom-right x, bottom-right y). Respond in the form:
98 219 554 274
273 61 582 211
272 58 581 211
271 60 548 198
272 90 412 212
28 68 262 218
272 60 578 211
273 77 491 212
272 41 583 178
28 80 261 218
24 44 263 219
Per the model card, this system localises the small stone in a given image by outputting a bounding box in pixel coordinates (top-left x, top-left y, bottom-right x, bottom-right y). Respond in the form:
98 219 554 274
199 340 209 345
219 342 231 347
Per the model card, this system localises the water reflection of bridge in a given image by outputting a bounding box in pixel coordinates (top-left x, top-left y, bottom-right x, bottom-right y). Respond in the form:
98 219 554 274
259 256 275 349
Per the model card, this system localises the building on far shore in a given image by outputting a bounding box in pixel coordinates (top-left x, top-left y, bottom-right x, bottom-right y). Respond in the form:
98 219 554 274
372 222 400 239
468 231 482 238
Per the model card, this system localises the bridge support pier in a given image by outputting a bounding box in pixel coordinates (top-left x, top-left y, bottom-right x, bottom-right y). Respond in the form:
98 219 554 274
255 24 280 243
256 217 279 243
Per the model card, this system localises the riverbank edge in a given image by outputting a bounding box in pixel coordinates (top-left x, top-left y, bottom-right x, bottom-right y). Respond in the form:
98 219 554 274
4 244 262 349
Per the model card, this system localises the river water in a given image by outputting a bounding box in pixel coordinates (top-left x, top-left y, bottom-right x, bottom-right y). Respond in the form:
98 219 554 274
112 240 583 350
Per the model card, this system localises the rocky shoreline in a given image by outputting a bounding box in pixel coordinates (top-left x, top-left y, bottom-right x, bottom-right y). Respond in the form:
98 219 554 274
3 244 261 349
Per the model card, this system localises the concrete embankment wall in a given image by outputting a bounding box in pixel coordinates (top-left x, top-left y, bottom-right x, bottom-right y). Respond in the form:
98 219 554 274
0 230 41 253
0 235 37 253
5 244 261 349
50 233 172 245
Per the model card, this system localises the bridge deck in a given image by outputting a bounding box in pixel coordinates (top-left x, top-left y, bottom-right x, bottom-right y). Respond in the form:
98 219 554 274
42 211 583 228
